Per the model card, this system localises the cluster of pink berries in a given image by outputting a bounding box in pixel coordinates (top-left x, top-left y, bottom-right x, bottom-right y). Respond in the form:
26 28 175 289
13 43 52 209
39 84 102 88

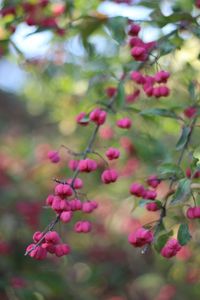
130 175 161 211
0 0 66 36
26 231 70 260
106 86 140 104
128 228 181 258
130 70 170 98
128 23 156 62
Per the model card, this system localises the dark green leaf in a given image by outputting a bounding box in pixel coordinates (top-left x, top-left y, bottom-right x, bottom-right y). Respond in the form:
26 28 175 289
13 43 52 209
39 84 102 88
188 81 196 101
176 126 191 151
158 163 184 180
171 178 191 205
115 82 125 109
105 17 127 44
140 108 178 119
177 223 191 246
154 230 173 252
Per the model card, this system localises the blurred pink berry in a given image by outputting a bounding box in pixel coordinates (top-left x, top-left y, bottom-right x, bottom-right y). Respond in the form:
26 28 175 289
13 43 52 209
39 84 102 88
55 184 73 198
33 231 43 243
147 175 160 188
60 211 73 223
101 169 118 184
184 106 197 118
78 158 97 172
143 189 157 200
45 231 60 244
130 71 145 84
69 199 82 211
161 238 181 258
46 194 54 206
74 221 92 233
48 150 60 163
128 228 153 247
106 87 117 98
146 202 159 211
130 183 145 197
155 70 170 83
26 244 47 260
116 117 132 129
67 178 83 189
89 108 107 125
68 159 79 171
128 23 141 36
76 112 89 126
55 244 71 257
105 147 120 160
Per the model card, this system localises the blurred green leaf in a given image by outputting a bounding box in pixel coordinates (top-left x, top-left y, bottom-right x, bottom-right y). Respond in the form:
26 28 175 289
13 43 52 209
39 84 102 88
154 230 173 252
105 16 127 44
177 223 191 246
140 108 178 119
158 163 184 180
115 81 125 109
176 126 191 151
171 178 191 205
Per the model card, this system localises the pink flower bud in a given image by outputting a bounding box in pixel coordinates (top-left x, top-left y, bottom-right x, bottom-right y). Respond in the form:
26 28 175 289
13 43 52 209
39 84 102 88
45 231 60 244
186 207 195 219
47 150 60 163
128 23 141 36
130 183 145 197
82 201 97 213
55 184 73 198
155 70 170 83
129 37 143 48
26 244 47 260
161 239 181 258
74 221 92 233
101 169 118 184
60 211 73 223
128 228 153 247
33 231 43 243
67 178 83 189
147 175 160 188
146 202 159 211
69 199 82 211
116 117 132 129
105 147 120 160
106 87 117 98
131 47 148 61
78 158 97 172
89 108 107 125
76 112 89 126
130 71 145 84
184 106 197 119
143 189 157 200
68 159 79 171
55 244 71 257
46 194 54 206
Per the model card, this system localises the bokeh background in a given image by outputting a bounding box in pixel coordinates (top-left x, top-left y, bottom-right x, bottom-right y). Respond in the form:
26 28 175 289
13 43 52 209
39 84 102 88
1 0 200 299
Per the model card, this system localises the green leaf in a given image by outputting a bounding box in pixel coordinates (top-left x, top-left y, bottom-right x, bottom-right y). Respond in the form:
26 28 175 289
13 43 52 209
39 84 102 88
177 223 191 246
158 163 184 180
105 16 127 44
176 126 191 151
140 108 178 119
154 230 173 252
115 82 125 108
193 147 200 162
171 178 191 205
188 81 196 101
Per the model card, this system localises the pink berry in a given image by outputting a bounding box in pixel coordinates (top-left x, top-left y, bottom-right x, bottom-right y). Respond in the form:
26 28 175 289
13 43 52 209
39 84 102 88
69 199 82 211
116 117 132 129
45 231 60 244
155 70 170 83
55 184 73 198
130 71 145 84
76 112 89 126
26 244 47 260
184 106 197 119
130 183 145 197
74 221 92 233
46 194 54 206
89 108 107 125
128 23 141 36
55 244 71 257
47 150 60 163
161 239 181 258
68 159 79 171
105 147 120 160
60 211 73 223
78 158 97 172
101 169 118 184
33 231 43 243
146 202 159 211
147 175 160 188
143 189 157 200
128 228 153 247
106 87 117 98
67 178 83 189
